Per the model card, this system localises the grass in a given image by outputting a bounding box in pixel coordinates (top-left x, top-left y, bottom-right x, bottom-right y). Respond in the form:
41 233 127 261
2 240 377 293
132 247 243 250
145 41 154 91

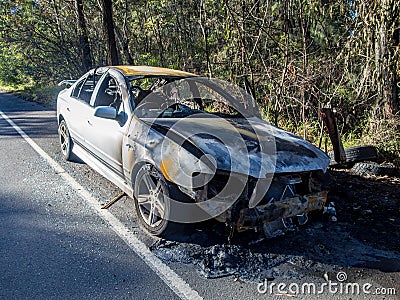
0 83 62 107
274 114 400 168
361 115 400 167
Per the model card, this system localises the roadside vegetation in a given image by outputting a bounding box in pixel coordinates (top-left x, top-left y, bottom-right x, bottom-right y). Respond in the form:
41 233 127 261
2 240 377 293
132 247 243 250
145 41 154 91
0 84 63 107
0 0 399 165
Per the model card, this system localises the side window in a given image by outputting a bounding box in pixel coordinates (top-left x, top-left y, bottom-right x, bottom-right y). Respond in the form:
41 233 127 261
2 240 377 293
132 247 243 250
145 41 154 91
71 78 85 98
71 74 97 104
93 75 122 109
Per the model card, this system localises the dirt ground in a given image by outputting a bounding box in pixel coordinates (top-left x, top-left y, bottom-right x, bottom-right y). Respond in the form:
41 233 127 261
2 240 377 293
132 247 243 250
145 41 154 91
329 169 400 253
151 169 400 293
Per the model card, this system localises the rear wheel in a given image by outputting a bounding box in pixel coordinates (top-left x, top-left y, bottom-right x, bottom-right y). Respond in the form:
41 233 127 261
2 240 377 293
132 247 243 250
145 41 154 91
133 164 174 236
58 120 73 161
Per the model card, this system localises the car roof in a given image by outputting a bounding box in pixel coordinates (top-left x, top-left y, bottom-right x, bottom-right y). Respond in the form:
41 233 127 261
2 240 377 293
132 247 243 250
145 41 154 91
110 65 198 77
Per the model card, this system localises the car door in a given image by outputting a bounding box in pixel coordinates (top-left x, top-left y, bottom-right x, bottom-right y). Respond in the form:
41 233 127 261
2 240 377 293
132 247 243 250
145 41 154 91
82 70 130 179
67 71 101 146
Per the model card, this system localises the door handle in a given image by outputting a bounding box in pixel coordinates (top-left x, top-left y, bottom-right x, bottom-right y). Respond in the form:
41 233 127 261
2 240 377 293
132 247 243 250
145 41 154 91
66 107 70 112
87 120 92 125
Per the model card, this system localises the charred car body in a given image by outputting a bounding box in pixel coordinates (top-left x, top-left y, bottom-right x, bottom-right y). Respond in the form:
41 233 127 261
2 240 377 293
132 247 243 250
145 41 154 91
57 66 330 238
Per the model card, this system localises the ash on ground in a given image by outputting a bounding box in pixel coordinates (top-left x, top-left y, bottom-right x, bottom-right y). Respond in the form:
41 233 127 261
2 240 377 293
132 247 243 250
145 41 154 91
150 170 400 282
151 222 400 282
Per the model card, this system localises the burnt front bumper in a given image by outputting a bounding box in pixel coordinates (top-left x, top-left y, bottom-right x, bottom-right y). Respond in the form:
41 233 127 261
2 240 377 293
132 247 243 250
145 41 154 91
236 191 328 232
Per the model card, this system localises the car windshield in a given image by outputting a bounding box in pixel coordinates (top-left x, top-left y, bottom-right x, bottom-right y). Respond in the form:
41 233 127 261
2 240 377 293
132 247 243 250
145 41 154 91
129 77 260 119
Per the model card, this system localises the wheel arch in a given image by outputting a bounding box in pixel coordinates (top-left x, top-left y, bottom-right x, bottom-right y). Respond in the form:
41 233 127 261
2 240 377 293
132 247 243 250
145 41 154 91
58 113 65 125
130 159 188 198
130 159 159 187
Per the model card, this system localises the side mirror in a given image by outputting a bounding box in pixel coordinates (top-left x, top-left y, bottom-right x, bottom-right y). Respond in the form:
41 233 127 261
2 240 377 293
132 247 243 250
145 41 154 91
94 106 117 120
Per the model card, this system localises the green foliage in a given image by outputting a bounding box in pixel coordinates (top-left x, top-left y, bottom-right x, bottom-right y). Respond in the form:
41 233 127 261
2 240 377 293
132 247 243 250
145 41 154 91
361 115 400 167
0 0 398 162
20 85 63 106
0 45 33 86
1 84 62 107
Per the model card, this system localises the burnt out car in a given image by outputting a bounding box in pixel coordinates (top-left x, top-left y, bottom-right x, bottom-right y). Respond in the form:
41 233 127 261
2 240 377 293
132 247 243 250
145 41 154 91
57 66 330 237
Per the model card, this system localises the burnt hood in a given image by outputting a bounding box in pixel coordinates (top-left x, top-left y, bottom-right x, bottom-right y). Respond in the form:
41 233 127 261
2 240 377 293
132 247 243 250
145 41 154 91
148 116 330 178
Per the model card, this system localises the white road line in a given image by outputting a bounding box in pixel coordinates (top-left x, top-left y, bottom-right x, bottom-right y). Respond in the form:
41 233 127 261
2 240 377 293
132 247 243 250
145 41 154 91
0 109 202 300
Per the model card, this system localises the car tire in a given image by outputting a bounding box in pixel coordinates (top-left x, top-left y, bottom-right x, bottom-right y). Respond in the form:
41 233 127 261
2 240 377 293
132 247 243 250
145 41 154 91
328 146 377 168
133 164 177 236
343 146 377 163
58 120 73 161
351 161 398 177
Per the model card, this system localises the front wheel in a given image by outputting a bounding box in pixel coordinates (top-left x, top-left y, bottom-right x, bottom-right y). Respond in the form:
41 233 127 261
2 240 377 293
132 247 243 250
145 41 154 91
133 164 174 236
58 120 73 161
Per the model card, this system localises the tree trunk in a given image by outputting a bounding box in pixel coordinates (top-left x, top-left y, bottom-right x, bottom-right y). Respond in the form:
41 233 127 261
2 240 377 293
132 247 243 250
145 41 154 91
75 0 92 72
115 26 134 65
101 0 119 65
199 0 212 77
390 4 399 113
375 0 399 116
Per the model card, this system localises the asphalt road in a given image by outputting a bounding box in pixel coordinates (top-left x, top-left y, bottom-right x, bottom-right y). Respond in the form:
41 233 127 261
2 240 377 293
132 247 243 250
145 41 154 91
1 92 398 300
0 93 182 299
